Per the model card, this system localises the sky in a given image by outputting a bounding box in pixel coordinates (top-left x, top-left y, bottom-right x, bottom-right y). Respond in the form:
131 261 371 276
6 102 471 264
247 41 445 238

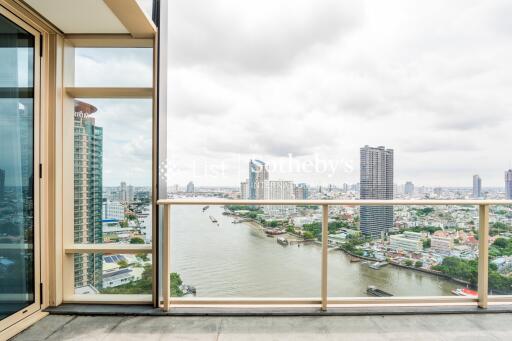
81 0 512 188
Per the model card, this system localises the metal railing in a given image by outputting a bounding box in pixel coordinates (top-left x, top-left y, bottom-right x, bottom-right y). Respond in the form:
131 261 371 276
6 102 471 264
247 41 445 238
156 199 512 311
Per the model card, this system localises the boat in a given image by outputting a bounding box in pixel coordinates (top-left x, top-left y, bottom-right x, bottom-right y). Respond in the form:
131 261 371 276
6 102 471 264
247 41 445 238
277 237 289 246
349 256 361 263
265 229 286 236
202 205 209 212
369 261 388 270
209 215 218 223
366 286 393 297
451 288 477 297
180 284 197 296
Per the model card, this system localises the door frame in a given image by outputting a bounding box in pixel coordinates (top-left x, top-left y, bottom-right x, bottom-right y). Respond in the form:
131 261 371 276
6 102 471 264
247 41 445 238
0 4 41 333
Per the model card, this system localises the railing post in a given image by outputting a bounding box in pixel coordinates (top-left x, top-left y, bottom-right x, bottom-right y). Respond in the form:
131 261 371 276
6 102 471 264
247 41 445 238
478 204 489 309
321 204 329 311
162 205 171 311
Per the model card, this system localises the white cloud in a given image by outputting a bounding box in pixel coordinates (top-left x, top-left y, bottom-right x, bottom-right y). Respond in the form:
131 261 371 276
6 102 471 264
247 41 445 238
84 0 512 188
165 0 512 187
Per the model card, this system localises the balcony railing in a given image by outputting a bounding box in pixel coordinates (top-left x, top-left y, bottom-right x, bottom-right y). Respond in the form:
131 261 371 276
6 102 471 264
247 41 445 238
63 199 512 310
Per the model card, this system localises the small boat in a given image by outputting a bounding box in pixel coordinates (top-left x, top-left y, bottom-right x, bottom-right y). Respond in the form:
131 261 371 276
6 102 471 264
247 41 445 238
367 286 393 297
265 229 286 236
451 288 477 297
209 215 218 223
369 261 388 270
350 256 361 263
277 237 289 246
202 205 209 212
180 284 197 296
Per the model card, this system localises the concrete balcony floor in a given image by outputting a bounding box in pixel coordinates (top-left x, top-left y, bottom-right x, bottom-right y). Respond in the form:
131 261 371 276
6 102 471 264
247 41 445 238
12 312 512 341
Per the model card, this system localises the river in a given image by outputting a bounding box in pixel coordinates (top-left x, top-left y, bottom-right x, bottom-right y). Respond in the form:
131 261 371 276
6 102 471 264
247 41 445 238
170 205 456 297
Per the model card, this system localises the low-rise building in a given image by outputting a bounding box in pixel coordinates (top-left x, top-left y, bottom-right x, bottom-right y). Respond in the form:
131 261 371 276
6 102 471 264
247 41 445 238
431 235 453 255
389 234 423 252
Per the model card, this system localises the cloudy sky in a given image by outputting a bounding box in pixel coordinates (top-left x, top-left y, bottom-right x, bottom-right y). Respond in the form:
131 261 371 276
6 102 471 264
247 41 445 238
85 0 512 188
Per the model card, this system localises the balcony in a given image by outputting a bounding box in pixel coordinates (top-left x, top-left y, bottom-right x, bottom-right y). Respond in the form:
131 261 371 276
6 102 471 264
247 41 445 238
2 0 512 339
11 312 512 340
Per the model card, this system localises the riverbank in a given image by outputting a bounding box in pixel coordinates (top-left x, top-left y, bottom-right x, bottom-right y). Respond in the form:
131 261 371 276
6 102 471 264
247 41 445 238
338 246 471 287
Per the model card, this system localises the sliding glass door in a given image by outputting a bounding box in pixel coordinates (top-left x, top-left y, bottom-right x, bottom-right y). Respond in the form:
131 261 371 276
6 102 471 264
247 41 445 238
0 8 40 330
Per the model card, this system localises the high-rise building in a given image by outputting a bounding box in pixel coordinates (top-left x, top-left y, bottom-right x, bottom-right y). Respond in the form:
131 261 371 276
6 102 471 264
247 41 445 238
342 183 349 192
404 181 414 195
186 181 195 193
506 170 512 200
127 185 134 202
73 100 103 290
472 175 482 198
294 183 309 200
249 160 268 199
240 180 249 199
263 180 295 216
119 181 128 202
360 145 394 238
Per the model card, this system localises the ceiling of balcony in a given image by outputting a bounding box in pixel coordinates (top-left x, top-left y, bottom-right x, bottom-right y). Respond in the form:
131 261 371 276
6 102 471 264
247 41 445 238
23 0 129 34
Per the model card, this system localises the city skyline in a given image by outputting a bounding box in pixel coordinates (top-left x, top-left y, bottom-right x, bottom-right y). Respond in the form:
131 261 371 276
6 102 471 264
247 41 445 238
76 1 512 189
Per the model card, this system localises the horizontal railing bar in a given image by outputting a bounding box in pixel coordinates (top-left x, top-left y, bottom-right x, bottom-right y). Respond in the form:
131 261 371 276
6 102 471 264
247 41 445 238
168 298 321 305
64 294 152 304
65 244 152 254
329 296 477 304
64 295 512 306
157 199 512 206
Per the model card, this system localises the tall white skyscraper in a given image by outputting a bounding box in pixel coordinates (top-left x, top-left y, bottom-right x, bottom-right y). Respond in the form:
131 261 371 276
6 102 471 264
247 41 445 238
249 160 268 199
263 180 295 216
472 175 482 198
360 145 394 238
505 170 512 200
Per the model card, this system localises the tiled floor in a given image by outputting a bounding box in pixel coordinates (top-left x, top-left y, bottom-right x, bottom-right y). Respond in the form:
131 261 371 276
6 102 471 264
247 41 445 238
11 313 512 340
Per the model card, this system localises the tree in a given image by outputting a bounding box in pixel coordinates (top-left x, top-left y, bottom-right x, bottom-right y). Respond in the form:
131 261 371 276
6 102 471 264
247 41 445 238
130 237 145 244
268 220 279 228
101 265 185 297
423 239 431 249
136 253 149 261
404 259 413 267
415 261 423 268
117 260 129 268
170 273 184 297
303 231 315 240
493 238 509 249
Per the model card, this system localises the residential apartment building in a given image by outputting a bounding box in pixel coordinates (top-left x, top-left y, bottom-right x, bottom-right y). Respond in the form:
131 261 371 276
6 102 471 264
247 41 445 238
249 160 268 199
506 170 512 200
263 180 295 216
360 145 394 238
473 175 482 198
73 100 103 290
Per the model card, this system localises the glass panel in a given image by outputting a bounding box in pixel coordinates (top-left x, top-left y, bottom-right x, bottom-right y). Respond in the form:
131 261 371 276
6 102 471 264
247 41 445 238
171 204 320 297
74 48 152 87
73 99 152 293
0 14 35 320
328 204 478 297
488 204 512 295
74 253 153 295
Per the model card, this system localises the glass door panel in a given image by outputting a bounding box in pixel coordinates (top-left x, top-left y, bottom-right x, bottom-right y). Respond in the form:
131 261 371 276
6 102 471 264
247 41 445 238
0 10 38 325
